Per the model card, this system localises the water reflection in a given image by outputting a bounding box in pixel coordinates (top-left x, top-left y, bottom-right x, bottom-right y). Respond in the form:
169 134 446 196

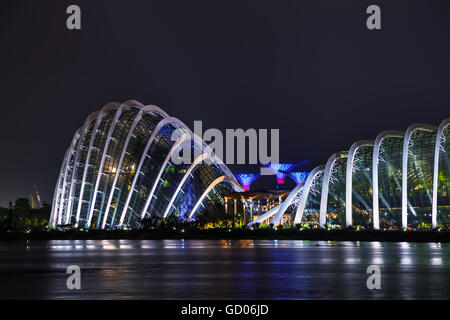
0 240 448 299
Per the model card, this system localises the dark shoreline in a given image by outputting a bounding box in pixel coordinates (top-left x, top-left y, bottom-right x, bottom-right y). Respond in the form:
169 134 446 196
1 229 450 242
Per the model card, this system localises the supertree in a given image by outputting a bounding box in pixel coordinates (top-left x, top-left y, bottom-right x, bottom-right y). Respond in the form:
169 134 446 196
235 173 259 191
288 171 310 185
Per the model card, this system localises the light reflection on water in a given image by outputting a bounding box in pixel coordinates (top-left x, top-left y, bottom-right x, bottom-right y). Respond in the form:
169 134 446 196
0 240 448 299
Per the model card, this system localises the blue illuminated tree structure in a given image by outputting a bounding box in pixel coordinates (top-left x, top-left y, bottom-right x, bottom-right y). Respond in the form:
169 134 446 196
235 173 260 191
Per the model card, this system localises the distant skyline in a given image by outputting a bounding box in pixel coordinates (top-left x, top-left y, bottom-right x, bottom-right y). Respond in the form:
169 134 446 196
1 0 450 206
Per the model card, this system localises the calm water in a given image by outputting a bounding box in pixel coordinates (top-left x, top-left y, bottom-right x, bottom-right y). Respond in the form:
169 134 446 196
0 240 448 299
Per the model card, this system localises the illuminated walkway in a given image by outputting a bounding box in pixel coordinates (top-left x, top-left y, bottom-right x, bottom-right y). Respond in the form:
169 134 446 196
50 100 242 229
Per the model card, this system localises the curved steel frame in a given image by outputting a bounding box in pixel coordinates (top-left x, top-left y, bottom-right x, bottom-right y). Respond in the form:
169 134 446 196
319 151 347 228
118 116 184 226
53 101 241 229
294 165 325 225
101 107 147 229
50 149 69 226
50 128 81 227
86 104 168 228
345 140 374 227
64 111 100 225
83 106 124 227
53 101 172 228
269 183 305 227
53 102 450 231
138 132 192 221
187 176 241 220
74 102 121 226
162 153 211 219
249 120 449 230
139 131 241 222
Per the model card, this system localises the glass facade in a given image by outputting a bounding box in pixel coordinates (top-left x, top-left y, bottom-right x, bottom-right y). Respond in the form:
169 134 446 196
376 133 404 229
323 152 348 228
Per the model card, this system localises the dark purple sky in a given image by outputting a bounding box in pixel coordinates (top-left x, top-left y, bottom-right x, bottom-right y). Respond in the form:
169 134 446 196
1 0 450 206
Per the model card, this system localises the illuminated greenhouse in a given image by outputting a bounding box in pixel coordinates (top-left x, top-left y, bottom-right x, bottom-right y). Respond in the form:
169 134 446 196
50 100 242 229
250 119 450 230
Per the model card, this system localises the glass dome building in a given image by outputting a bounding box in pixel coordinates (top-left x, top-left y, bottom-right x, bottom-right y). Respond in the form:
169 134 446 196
250 119 450 230
50 100 242 229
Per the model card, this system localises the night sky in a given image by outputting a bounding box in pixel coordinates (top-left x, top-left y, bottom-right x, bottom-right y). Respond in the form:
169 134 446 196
1 0 450 206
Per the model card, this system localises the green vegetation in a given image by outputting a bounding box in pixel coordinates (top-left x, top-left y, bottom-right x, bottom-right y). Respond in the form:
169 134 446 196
0 198 51 232
1 228 450 242
140 206 236 231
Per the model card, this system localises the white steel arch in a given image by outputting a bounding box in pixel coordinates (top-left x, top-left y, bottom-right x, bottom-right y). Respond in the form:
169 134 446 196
155 130 232 218
372 131 404 230
432 118 450 228
101 107 146 229
249 166 325 227
86 101 169 228
294 165 325 225
63 111 99 225
248 205 283 226
162 153 211 219
401 124 436 229
137 131 192 221
51 129 82 226
269 182 305 227
50 149 68 226
187 176 241 220
52 100 241 229
345 140 373 227
319 151 347 228
102 106 170 225
160 148 235 220
74 102 121 226
84 106 124 227
120 115 241 226
125 100 169 118
138 131 223 220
